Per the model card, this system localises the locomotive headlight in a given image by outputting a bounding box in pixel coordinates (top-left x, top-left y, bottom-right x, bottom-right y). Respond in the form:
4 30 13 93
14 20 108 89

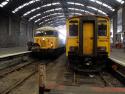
51 43 53 46
69 46 78 52
50 42 53 48
98 47 106 52
42 38 45 40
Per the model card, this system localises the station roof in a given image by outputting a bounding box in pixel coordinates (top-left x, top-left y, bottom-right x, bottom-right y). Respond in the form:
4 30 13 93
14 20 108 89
0 0 124 27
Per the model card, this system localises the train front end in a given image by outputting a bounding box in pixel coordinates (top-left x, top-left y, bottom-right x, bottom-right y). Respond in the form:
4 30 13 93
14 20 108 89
66 15 110 72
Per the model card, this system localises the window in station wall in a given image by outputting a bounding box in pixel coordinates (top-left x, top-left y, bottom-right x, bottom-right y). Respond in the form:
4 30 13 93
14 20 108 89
110 19 113 44
117 8 123 43
55 25 66 44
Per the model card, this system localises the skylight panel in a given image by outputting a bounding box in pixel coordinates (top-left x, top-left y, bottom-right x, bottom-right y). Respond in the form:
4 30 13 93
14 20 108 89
89 0 115 11
43 8 62 13
34 13 64 23
87 6 107 15
0 0 10 7
85 11 95 15
47 20 65 25
29 13 41 21
67 2 84 7
116 0 124 4
22 2 60 17
41 3 61 8
39 16 65 25
12 0 40 13
68 8 85 12
35 18 41 23
68 8 95 15
23 7 40 17
70 13 82 15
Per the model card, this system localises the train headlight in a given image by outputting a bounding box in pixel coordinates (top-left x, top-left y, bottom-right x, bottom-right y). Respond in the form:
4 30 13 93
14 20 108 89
42 38 45 40
69 46 78 52
50 42 53 48
97 47 106 52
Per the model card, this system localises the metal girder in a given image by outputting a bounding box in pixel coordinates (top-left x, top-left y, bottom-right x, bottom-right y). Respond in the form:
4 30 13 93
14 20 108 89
35 15 65 24
46 20 65 27
39 17 66 26
1 0 123 15
29 11 64 22
0 0 125 27
58 0 68 18
21 0 111 20
40 19 65 27
30 7 97 23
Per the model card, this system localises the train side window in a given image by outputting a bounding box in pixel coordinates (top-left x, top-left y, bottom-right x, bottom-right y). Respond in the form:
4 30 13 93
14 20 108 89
69 23 78 36
98 24 107 36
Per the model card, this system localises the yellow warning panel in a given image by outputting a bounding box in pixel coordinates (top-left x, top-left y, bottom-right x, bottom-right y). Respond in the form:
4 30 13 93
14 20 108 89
83 22 94 55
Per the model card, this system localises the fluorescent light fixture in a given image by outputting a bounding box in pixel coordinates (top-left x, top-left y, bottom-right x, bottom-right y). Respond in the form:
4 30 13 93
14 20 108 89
87 6 107 15
29 13 41 21
116 0 124 4
34 12 64 23
67 2 84 7
12 0 40 13
70 13 82 15
0 0 10 7
22 2 60 17
68 8 94 15
39 16 65 25
89 0 115 11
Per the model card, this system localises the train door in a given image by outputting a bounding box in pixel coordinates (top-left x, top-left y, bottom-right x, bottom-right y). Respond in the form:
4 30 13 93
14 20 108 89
83 22 94 55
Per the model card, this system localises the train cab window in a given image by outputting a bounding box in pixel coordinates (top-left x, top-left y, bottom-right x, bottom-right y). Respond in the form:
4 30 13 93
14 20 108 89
35 31 42 36
69 21 78 36
98 21 107 36
35 31 58 37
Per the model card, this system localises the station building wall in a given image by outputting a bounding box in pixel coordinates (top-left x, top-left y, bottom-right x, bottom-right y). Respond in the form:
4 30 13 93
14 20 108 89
0 13 35 48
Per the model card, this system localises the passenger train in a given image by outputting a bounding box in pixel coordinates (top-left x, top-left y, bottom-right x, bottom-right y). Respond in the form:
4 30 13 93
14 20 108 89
66 15 110 72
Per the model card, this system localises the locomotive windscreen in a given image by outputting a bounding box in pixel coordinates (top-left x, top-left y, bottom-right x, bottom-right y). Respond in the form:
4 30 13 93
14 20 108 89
35 31 58 37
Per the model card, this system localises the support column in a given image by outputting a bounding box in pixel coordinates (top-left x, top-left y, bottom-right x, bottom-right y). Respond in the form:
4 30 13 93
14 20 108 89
122 6 125 33
113 11 117 45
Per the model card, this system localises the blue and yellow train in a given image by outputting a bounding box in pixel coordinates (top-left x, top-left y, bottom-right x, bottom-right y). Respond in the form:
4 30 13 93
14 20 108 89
66 15 110 72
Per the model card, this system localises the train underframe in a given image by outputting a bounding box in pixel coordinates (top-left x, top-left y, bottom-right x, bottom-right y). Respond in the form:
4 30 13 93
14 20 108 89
67 52 108 73
31 47 65 59
27 42 64 58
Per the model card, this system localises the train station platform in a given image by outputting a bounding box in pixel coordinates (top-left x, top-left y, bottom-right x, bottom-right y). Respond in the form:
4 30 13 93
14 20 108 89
110 48 125 66
0 47 30 59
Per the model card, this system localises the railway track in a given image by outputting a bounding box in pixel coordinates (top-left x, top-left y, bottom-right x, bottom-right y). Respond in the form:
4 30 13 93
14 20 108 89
0 62 38 94
0 59 56 94
1 71 37 94
99 72 113 87
39 55 125 94
58 69 124 88
0 60 35 78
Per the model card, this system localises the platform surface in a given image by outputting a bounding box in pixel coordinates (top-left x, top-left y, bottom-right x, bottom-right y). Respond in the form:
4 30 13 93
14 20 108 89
110 48 125 66
0 47 30 58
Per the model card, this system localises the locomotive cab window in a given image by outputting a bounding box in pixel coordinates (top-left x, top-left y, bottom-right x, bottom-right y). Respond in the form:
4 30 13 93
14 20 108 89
35 31 58 37
98 20 107 36
69 21 78 36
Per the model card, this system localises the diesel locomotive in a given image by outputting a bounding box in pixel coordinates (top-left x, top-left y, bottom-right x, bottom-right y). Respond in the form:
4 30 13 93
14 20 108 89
28 26 64 57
